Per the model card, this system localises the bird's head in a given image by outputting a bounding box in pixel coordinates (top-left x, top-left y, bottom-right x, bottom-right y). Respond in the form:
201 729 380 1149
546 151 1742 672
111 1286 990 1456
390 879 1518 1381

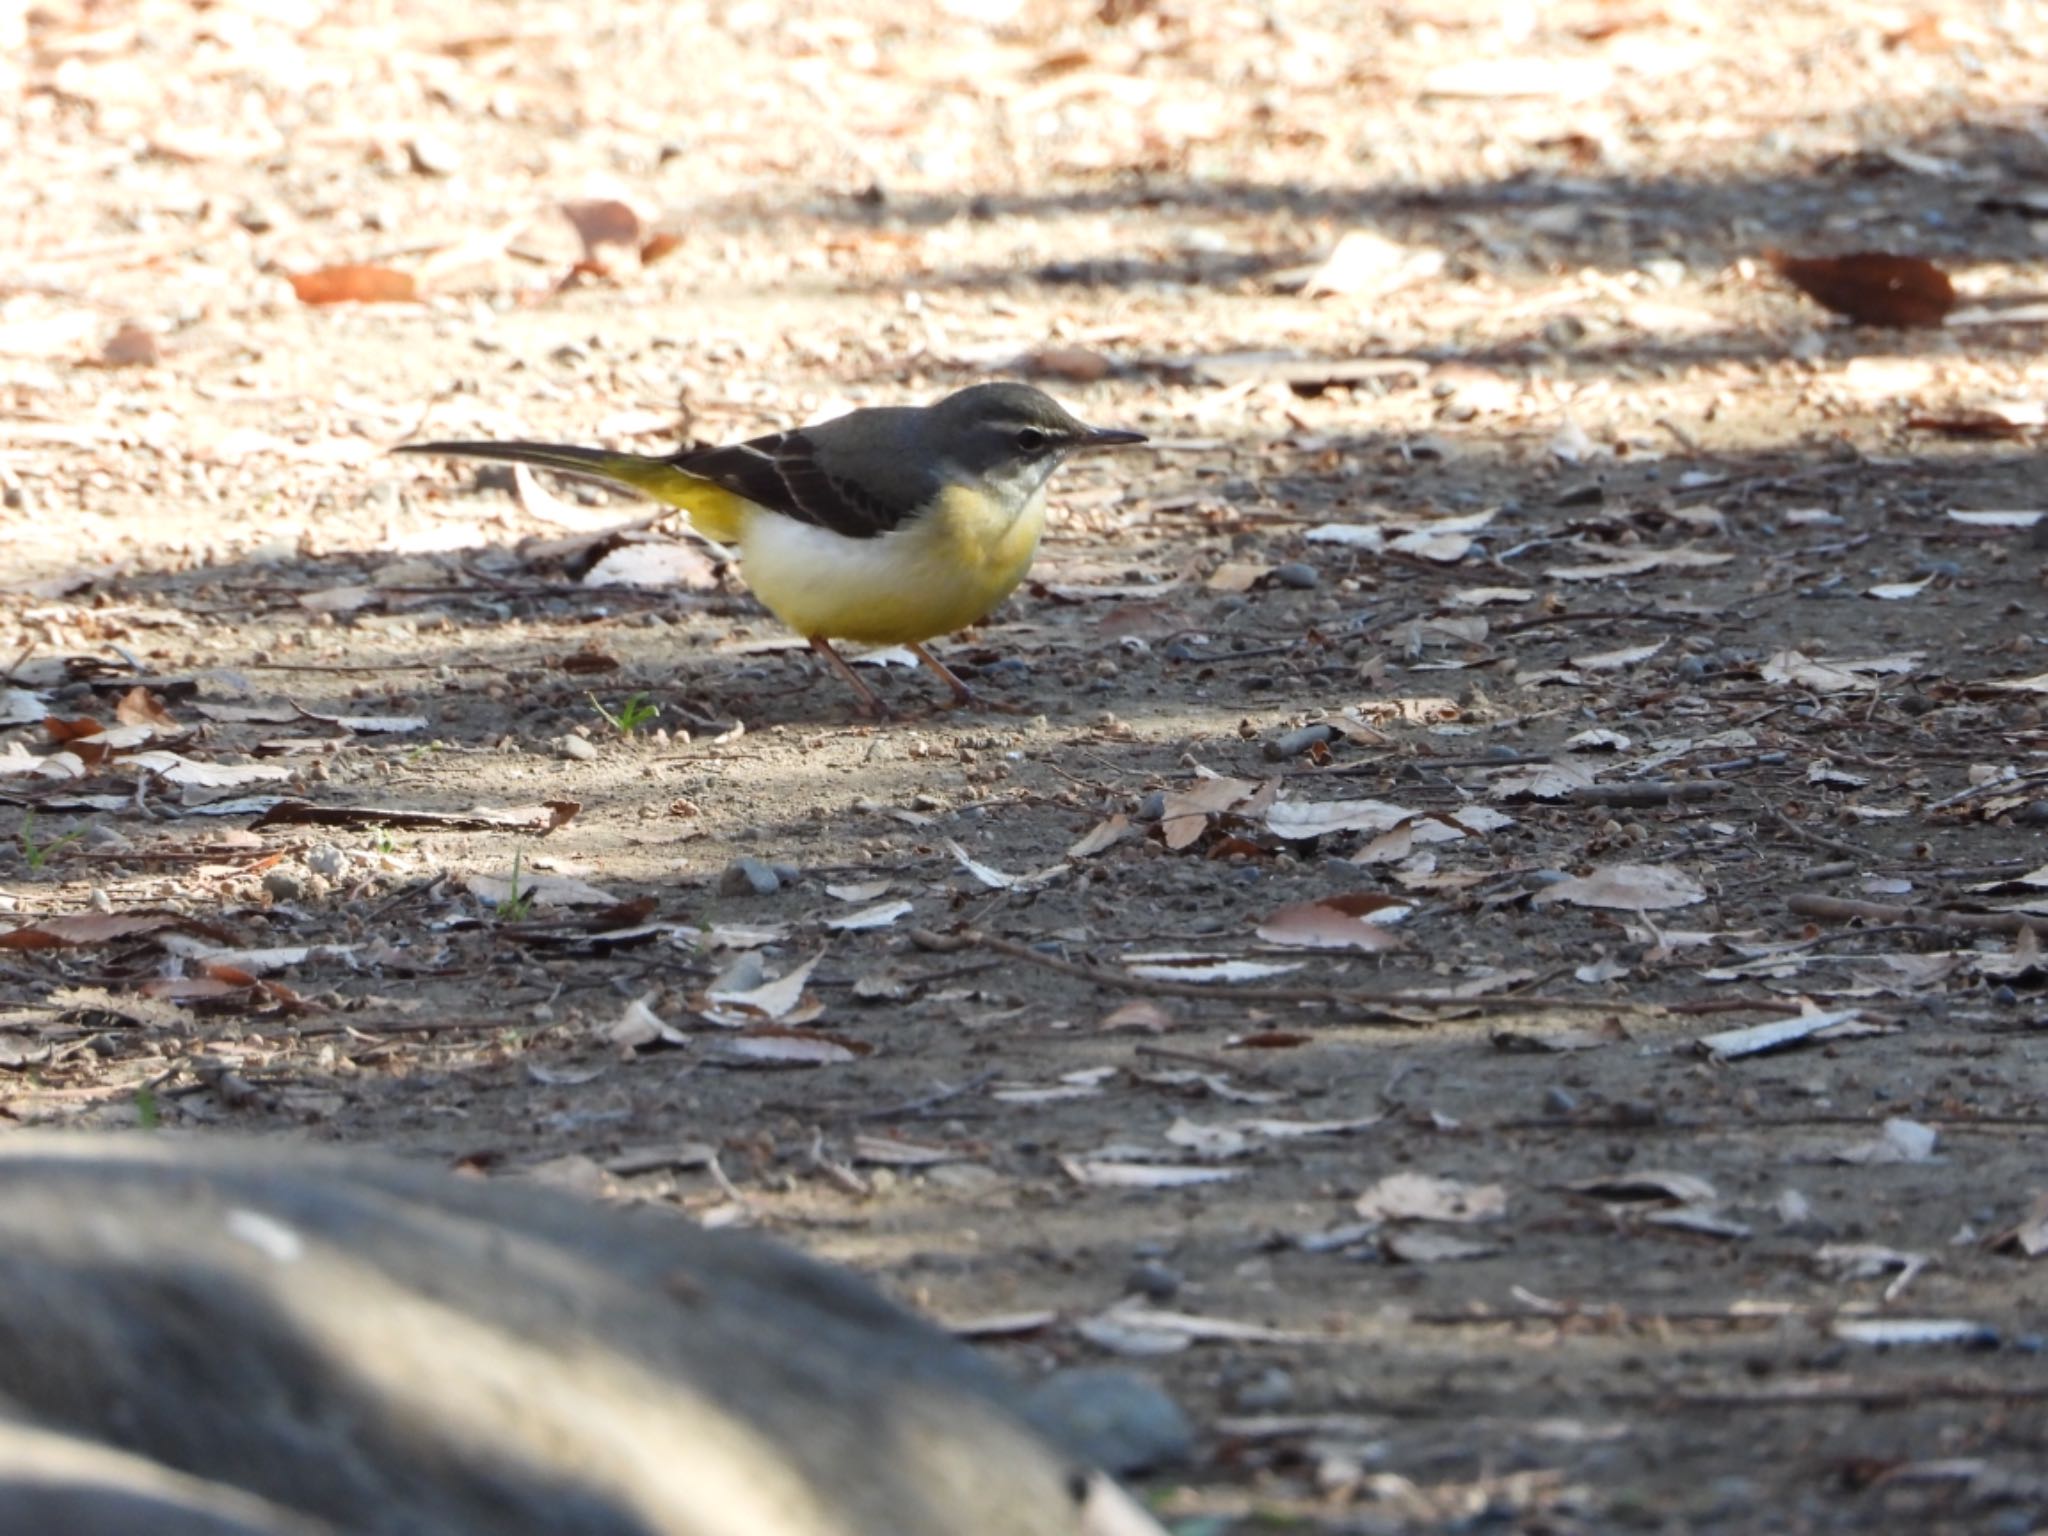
924 382 1146 504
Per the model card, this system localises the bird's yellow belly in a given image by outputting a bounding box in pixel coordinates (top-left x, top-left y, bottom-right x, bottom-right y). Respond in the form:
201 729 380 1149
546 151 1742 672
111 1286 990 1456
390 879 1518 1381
735 484 1046 645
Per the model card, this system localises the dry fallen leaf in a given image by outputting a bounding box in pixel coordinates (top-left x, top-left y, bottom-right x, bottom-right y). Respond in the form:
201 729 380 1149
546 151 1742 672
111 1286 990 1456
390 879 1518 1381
1075 1300 1309 1355
0 689 46 726
1382 1228 1500 1264
1767 250 1956 328
1283 229 1445 298
1122 954 1305 984
465 870 619 909
0 913 199 950
1255 893 1410 951
821 898 913 932
1067 814 1129 859
1545 546 1735 581
706 1028 868 1067
1060 1158 1244 1189
113 687 178 728
1156 776 1266 850
582 540 721 591
946 838 1061 891
1761 649 1922 693
1569 1171 1718 1206
1907 401 2047 438
700 954 824 1026
252 801 578 835
1828 1117 1938 1165
1697 1007 1869 1060
1355 1172 1508 1224
1987 1192 2048 1258
1570 640 1665 672
123 752 293 789
286 265 421 306
1531 863 1707 912
1263 796 1411 840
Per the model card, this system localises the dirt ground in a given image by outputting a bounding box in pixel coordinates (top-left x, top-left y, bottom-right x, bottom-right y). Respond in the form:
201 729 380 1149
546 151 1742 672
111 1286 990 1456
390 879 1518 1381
5 1 2048 1530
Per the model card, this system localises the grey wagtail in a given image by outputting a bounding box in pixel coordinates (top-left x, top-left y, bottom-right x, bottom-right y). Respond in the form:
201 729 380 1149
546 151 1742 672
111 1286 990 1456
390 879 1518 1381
397 382 1146 716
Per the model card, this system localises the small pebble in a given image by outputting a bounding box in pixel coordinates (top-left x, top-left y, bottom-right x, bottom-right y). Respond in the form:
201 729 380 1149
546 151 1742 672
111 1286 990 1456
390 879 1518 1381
1124 1261 1181 1301
717 857 780 897
1270 561 1319 589
556 734 600 763
1228 1367 1296 1413
262 870 304 902
306 844 349 879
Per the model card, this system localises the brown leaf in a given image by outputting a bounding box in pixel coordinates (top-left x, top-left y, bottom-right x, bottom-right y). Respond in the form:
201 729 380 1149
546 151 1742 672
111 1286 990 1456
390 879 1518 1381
640 231 684 265
1905 401 2046 438
0 913 213 950
114 687 178 728
250 800 579 835
1067 814 1129 859
286 265 421 306
1255 893 1410 951
43 716 108 743
1767 250 1955 328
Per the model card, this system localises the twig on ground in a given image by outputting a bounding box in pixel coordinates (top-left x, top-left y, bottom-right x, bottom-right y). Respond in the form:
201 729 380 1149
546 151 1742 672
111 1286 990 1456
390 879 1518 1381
1762 804 1872 862
908 928 1656 1020
1789 892 2048 938
856 1070 998 1121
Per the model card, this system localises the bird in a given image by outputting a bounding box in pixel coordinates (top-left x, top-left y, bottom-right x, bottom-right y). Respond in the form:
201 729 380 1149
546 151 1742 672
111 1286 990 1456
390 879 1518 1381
397 382 1147 716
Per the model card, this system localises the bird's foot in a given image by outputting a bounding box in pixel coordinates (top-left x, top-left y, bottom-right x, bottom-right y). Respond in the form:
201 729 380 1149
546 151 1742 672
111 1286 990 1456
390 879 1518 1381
909 643 1024 713
807 635 900 721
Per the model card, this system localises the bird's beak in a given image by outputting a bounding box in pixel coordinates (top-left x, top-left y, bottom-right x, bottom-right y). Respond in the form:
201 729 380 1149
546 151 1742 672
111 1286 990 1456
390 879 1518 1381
1073 424 1148 450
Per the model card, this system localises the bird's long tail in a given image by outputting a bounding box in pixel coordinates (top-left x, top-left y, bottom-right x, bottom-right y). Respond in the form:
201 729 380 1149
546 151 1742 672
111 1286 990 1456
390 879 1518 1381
395 440 747 542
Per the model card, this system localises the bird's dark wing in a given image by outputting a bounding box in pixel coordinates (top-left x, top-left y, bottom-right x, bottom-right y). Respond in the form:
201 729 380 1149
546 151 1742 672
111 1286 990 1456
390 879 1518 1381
671 430 914 540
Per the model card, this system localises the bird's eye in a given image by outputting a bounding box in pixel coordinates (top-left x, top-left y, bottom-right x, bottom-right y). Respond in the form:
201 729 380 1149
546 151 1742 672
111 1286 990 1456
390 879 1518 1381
1013 427 1048 452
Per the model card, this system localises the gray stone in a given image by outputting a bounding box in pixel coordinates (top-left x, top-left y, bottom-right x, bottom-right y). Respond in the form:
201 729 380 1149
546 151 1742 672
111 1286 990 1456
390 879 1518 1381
1270 561 1319 589
0 1134 1164 1536
717 857 781 897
